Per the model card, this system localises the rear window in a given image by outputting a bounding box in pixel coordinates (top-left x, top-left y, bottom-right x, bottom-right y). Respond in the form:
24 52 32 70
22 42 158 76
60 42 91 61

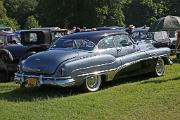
23 33 38 42
21 32 45 45
51 39 95 51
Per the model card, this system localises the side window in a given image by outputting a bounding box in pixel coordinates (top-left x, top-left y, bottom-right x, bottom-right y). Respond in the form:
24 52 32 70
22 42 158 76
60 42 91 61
161 31 168 39
154 32 162 40
114 35 132 47
132 32 139 39
22 33 38 45
75 39 95 50
98 36 114 49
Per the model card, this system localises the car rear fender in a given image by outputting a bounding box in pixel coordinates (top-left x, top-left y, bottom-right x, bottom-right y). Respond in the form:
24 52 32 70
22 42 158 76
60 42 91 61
63 54 119 85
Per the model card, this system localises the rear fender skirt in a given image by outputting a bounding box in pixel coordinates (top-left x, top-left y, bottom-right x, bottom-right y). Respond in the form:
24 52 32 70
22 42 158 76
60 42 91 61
71 60 118 84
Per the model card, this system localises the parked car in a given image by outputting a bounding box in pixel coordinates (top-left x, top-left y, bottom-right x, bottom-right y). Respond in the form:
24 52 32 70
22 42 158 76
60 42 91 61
0 32 21 81
31 27 67 39
0 32 20 44
132 28 170 48
0 29 62 82
14 30 171 92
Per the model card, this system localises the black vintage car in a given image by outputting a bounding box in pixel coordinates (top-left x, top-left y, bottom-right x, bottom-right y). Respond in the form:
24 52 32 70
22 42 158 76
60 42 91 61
0 29 63 82
15 30 171 92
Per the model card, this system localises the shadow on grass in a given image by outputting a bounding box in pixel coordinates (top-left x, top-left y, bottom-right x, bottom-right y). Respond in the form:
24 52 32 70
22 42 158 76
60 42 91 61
0 75 150 102
140 76 180 84
0 86 83 102
102 74 152 89
0 73 179 102
171 57 180 64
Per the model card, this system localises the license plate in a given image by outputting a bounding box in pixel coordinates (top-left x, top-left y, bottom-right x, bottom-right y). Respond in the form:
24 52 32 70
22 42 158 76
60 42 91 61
27 78 37 87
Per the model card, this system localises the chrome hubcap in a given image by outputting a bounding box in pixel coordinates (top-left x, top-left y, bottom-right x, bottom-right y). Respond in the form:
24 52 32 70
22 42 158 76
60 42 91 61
156 59 164 75
86 76 101 91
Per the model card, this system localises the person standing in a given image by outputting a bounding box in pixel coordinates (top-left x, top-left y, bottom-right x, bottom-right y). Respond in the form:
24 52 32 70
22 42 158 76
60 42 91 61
175 30 180 59
74 27 81 33
126 24 135 36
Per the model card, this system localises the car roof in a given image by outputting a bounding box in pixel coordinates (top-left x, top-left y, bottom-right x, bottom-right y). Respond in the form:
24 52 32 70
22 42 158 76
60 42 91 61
96 26 125 31
31 27 67 32
0 31 17 36
19 29 51 33
61 30 128 44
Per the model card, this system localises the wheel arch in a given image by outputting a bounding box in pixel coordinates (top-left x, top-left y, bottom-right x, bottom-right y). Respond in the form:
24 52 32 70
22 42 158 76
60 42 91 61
0 49 14 62
161 56 172 65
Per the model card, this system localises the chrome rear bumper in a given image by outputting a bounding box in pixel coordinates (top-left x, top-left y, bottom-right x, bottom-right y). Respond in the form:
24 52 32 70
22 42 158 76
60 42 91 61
14 73 75 87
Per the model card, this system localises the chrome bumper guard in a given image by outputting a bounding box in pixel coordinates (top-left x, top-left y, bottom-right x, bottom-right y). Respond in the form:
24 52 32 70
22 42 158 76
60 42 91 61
14 73 75 87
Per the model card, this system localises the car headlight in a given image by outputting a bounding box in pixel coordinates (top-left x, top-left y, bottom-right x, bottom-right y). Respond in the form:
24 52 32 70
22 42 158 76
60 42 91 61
59 68 65 76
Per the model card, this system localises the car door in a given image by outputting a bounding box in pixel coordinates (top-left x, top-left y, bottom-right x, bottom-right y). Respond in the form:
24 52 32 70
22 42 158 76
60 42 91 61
97 36 117 57
113 34 148 77
113 34 139 57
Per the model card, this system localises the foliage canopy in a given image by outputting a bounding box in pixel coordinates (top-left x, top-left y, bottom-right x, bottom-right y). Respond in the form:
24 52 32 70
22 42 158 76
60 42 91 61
1 0 180 28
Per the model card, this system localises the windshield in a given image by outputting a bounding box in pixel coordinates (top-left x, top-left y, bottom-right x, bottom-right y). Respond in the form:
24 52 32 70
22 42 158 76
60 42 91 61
132 31 152 41
51 39 95 51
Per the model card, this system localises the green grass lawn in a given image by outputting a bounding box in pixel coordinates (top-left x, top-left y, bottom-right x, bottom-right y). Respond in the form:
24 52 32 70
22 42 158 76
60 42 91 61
0 61 180 120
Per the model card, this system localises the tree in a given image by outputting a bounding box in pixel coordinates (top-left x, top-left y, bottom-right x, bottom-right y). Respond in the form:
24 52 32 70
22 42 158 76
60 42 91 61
4 0 179 29
123 0 168 27
0 0 6 18
4 0 39 28
36 0 127 28
24 15 39 29
0 0 19 29
0 17 19 29
94 0 126 27
162 0 180 16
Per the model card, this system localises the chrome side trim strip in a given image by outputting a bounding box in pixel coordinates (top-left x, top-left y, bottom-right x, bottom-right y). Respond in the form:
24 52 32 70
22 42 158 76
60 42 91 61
76 55 166 79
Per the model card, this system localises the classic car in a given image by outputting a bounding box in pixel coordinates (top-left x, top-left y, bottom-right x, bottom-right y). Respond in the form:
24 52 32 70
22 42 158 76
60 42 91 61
131 28 170 48
14 30 171 92
31 27 67 40
0 29 64 82
0 31 21 81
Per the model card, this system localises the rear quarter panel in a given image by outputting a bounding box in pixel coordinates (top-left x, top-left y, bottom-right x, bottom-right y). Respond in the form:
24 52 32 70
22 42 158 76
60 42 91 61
63 54 120 85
